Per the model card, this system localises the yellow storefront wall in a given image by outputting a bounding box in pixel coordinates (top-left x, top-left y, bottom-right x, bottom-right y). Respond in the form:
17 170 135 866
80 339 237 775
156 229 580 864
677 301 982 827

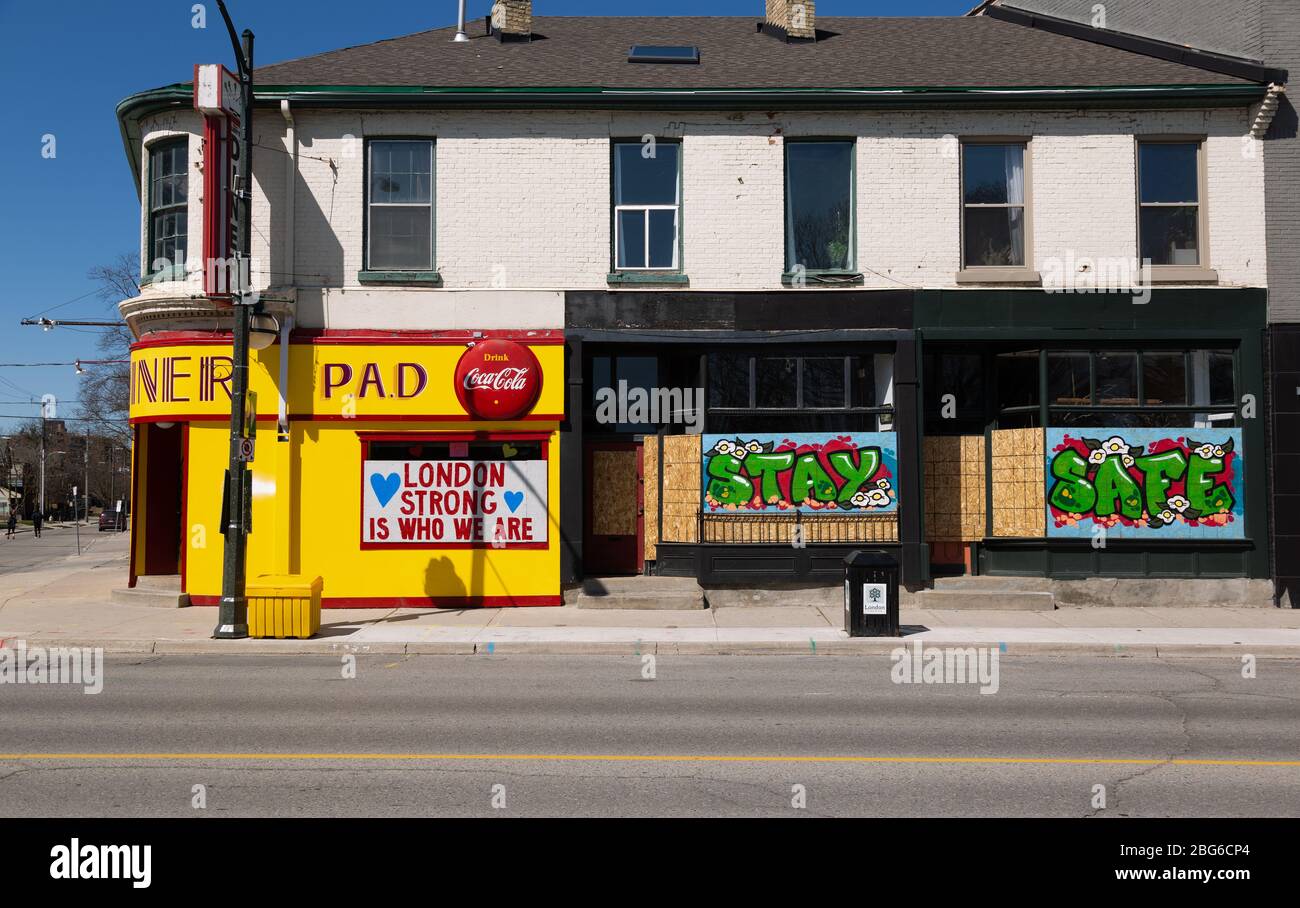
131 338 564 606
183 420 561 605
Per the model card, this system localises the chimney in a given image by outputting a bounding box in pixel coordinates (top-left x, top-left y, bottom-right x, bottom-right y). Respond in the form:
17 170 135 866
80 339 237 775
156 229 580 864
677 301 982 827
765 0 816 41
489 0 532 42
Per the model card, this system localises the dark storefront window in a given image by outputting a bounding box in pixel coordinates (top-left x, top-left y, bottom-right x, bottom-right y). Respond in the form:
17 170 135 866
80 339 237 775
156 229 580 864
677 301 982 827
927 347 1235 432
1048 348 1236 428
708 351 892 434
923 352 986 435
587 352 701 434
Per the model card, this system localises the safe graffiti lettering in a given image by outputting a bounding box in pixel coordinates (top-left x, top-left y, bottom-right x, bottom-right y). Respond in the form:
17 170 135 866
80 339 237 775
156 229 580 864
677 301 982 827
1046 430 1243 538
362 459 548 545
702 433 899 513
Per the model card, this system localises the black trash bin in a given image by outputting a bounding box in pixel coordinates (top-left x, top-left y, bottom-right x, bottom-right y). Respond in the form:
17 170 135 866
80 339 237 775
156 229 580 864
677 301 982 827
843 550 900 637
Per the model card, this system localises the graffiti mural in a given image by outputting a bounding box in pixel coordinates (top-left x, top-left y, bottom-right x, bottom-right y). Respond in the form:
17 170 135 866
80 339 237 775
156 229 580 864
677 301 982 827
702 433 898 514
1045 428 1243 539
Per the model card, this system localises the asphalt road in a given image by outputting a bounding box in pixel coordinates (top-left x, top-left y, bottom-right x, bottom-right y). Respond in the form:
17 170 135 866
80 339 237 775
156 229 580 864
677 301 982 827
0 524 120 575
1 653 1297 817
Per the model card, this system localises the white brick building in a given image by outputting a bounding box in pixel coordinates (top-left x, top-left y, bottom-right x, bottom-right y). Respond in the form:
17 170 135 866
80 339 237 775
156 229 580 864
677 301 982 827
117 5 1284 608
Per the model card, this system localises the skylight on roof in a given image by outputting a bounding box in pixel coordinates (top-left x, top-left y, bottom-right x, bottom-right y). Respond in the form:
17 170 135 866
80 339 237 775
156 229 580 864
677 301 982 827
628 45 700 64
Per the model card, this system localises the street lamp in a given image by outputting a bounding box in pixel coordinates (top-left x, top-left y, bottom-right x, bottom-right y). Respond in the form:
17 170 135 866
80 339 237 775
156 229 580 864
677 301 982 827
212 0 257 640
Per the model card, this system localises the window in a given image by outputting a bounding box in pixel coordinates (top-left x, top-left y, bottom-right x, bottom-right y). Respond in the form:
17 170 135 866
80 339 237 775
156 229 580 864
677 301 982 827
613 141 680 271
1138 140 1203 267
785 141 855 273
147 139 188 276
924 351 986 435
627 45 699 64
707 351 893 433
367 139 434 271
962 142 1028 269
1047 348 1235 428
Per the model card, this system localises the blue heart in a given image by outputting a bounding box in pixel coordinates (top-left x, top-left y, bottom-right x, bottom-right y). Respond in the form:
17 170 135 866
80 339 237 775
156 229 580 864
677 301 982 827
370 472 401 508
504 490 524 513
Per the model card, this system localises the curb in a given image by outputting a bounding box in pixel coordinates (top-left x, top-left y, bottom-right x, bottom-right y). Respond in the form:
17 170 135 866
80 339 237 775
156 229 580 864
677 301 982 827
8 636 1300 658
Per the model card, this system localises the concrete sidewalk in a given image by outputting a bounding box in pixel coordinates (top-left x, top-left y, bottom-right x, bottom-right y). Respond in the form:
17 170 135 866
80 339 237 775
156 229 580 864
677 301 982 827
1 531 1299 656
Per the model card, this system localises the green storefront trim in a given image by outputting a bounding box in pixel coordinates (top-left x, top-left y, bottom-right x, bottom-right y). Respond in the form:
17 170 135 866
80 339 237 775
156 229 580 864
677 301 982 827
914 288 1270 580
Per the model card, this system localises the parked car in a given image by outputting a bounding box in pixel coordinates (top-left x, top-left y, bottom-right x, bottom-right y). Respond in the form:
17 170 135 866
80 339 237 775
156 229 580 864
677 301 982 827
99 509 127 532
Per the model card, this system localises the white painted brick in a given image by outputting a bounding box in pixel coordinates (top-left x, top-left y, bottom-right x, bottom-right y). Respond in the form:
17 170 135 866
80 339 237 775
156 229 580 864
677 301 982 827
137 104 1268 330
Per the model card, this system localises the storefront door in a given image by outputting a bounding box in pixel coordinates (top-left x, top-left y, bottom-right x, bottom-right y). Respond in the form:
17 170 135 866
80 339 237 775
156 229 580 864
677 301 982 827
140 422 184 576
584 441 643 575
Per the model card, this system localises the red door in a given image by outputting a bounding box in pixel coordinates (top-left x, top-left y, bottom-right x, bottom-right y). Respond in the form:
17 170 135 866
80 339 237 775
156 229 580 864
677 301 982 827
583 442 644 575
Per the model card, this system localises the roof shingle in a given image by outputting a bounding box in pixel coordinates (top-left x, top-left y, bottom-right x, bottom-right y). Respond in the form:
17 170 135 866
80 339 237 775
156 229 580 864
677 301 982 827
253 16 1255 89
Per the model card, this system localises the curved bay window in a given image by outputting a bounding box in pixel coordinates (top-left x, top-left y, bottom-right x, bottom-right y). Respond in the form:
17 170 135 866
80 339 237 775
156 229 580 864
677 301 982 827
707 351 894 434
146 138 188 278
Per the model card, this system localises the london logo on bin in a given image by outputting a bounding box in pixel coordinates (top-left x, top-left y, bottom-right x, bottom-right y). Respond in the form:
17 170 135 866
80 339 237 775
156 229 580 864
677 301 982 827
454 339 543 421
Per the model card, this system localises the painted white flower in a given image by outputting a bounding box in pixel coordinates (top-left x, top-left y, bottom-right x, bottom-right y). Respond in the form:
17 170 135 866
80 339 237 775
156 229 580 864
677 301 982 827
745 440 764 454
1165 495 1190 513
1213 445 1225 458
865 489 891 508
1122 455 1135 468
1088 449 1106 465
850 491 872 508
1159 509 1176 523
876 479 891 491
1101 436 1130 456
1193 443 1217 460
713 439 736 456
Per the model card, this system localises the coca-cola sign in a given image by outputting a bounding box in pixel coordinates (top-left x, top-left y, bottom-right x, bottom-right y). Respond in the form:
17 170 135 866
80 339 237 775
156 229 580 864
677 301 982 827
453 339 542 420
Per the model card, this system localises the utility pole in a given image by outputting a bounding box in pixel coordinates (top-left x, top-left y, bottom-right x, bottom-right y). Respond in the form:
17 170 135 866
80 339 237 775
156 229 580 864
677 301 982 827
213 0 256 639
83 430 89 524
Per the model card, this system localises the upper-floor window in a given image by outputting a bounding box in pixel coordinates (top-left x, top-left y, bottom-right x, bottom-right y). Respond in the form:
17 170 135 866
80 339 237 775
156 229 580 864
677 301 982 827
1138 139 1203 267
613 140 680 270
147 138 188 277
962 141 1028 270
785 140 855 273
367 139 434 271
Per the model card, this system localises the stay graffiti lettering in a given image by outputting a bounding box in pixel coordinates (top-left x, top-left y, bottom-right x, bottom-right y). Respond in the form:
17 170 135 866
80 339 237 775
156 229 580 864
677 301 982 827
702 433 899 513
1046 431 1242 536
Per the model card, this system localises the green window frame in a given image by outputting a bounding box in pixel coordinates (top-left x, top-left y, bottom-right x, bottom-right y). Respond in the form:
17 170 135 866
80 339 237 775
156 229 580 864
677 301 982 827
611 139 682 273
145 137 188 280
364 138 435 274
783 139 858 278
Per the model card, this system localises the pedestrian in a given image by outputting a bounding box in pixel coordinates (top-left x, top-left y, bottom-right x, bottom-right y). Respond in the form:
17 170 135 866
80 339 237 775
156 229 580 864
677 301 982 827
5 510 15 540
32 509 42 539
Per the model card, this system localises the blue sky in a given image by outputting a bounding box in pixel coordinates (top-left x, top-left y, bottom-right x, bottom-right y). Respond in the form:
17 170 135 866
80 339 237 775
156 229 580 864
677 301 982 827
0 0 973 432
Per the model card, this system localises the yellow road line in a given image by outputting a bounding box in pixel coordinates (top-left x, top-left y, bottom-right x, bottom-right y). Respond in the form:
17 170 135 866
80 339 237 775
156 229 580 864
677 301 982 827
0 753 1296 767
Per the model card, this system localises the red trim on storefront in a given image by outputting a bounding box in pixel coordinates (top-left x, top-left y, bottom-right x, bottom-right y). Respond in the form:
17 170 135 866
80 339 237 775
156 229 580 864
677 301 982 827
294 329 563 345
358 430 552 551
356 430 554 443
186 594 562 609
180 424 190 594
128 424 140 589
130 328 564 351
292 413 563 423
129 413 564 425
132 332 234 351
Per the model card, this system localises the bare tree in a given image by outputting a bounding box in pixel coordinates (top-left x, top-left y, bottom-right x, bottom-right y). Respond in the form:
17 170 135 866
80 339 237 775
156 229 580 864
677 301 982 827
79 253 137 446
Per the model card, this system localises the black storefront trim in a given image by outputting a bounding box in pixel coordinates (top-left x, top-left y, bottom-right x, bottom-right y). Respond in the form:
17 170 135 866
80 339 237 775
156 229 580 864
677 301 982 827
656 542 903 584
565 287 1271 587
